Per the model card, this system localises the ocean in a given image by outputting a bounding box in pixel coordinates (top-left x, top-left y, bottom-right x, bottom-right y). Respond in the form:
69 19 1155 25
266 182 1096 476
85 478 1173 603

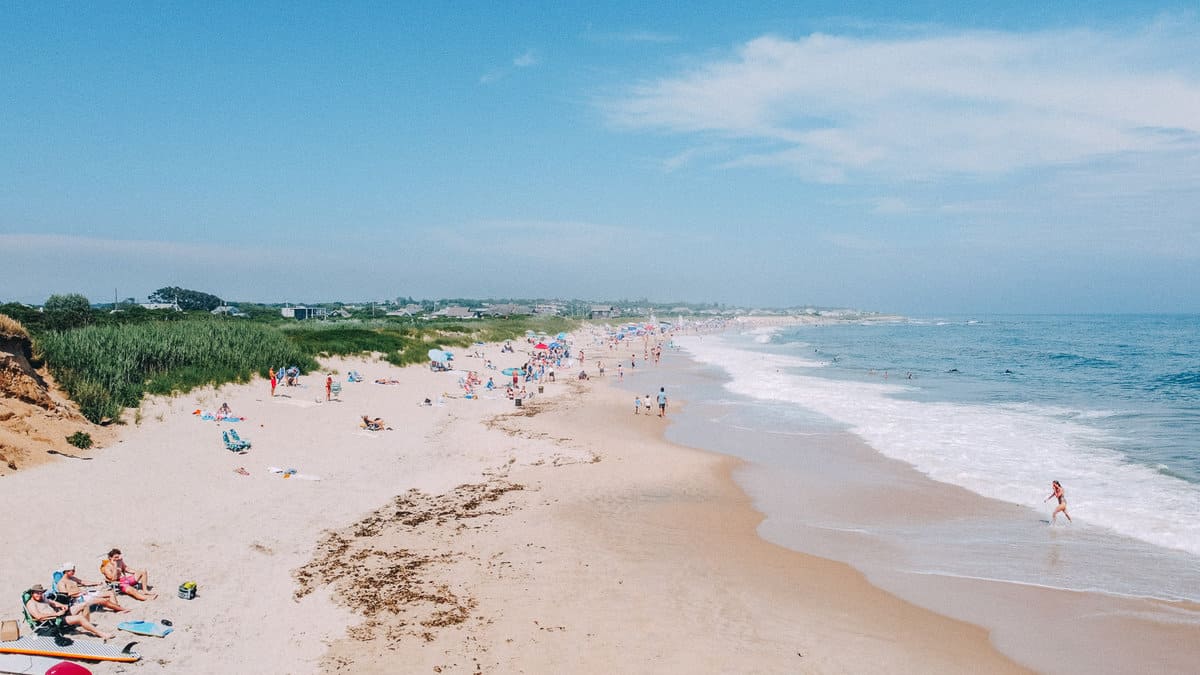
666 315 1200 605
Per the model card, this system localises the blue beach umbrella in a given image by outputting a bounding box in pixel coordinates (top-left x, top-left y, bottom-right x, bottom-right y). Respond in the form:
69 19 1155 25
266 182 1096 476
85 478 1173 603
427 348 447 362
556 332 567 340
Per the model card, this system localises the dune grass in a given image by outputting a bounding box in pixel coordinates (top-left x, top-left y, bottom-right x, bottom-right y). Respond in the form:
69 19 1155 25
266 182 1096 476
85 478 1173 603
32 314 581 424
37 321 315 423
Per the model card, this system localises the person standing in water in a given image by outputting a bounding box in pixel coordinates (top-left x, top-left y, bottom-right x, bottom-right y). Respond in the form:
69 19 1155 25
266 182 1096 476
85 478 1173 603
1044 480 1071 524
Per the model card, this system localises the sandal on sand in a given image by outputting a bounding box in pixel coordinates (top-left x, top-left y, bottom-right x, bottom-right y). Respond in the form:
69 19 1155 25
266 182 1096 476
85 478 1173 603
234 467 250 476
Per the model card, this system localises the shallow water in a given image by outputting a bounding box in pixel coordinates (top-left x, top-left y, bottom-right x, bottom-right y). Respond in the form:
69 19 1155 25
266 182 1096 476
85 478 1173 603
668 316 1200 603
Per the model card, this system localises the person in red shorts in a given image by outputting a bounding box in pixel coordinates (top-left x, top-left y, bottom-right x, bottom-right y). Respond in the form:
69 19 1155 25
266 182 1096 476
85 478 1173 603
100 548 157 601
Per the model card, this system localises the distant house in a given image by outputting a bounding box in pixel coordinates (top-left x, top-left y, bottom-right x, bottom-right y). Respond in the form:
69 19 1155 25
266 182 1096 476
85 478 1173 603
533 303 562 315
210 305 245 317
386 304 423 317
281 306 328 320
140 302 181 311
589 305 619 319
428 306 477 319
478 303 532 317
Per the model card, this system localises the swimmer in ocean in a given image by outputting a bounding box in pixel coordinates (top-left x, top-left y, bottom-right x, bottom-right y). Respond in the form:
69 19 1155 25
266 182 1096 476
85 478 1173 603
1044 480 1072 524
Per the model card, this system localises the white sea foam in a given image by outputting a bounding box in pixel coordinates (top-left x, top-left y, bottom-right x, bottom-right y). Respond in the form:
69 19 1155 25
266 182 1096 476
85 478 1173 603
677 335 1200 558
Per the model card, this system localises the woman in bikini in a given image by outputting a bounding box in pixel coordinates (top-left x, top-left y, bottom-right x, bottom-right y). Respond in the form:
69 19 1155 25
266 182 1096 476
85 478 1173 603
1044 480 1072 524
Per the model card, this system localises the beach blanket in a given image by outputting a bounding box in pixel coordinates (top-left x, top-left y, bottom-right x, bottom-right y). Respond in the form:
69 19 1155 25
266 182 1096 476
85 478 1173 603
194 410 244 422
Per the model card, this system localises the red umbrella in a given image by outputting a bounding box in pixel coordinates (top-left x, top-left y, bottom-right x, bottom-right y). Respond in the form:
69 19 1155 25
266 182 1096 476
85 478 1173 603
534 343 549 350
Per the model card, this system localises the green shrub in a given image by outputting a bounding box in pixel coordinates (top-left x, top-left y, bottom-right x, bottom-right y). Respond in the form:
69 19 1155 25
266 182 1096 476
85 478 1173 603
44 293 94 331
66 431 93 449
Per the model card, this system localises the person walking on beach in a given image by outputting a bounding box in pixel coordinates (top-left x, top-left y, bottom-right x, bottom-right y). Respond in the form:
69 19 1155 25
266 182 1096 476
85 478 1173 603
617 364 624 381
1044 480 1071 524
269 367 277 397
634 395 642 415
656 387 668 417
325 374 332 401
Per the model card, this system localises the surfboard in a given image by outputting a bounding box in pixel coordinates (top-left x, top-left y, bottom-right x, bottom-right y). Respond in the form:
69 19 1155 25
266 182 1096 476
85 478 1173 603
0 636 138 663
0 653 89 675
117 621 172 638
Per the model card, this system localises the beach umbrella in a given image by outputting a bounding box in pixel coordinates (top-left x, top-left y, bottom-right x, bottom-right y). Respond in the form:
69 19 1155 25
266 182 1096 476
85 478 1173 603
525 330 535 336
534 343 549 350
556 332 567 340
427 348 447 362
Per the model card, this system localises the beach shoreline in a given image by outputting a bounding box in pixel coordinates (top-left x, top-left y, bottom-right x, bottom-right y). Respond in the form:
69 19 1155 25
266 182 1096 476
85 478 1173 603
665 325 1200 675
1 333 1030 673
302 356 1028 674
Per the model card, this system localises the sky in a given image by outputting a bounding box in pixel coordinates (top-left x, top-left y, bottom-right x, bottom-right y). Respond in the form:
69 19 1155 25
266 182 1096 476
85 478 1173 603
1 2 1198 314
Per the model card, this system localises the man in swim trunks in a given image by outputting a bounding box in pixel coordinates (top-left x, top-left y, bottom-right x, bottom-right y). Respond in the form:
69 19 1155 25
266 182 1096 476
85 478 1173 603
657 387 668 417
101 548 156 601
57 563 129 613
1044 480 1072 524
25 584 114 639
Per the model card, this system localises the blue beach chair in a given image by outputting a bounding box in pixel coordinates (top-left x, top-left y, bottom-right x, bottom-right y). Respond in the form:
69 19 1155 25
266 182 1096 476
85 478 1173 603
221 431 245 452
228 429 251 449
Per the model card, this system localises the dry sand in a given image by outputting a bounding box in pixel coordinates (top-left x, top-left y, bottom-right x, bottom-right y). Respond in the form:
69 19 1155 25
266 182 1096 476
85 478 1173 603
0 342 1027 673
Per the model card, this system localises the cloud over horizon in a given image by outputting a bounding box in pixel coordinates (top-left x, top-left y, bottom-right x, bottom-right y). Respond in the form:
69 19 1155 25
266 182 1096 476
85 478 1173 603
605 22 1200 181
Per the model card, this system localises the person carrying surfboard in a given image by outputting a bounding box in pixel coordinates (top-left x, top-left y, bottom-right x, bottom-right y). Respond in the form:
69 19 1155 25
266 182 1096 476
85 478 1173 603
25 584 115 640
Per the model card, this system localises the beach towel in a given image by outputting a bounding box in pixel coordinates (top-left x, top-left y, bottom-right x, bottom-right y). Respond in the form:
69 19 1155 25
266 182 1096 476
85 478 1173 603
267 466 322 481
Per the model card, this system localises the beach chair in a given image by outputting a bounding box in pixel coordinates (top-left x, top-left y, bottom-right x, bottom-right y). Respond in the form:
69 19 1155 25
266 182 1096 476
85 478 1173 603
21 590 73 637
330 382 342 400
221 431 244 452
228 429 251 450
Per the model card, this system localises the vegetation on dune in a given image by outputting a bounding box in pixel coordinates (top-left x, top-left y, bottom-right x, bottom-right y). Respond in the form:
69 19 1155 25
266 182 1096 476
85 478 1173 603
66 431 94 449
0 313 30 341
37 321 315 423
16 298 580 424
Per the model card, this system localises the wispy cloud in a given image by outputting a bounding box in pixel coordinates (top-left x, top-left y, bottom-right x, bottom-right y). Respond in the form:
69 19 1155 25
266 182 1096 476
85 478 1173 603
604 21 1200 180
481 49 542 85
513 49 539 67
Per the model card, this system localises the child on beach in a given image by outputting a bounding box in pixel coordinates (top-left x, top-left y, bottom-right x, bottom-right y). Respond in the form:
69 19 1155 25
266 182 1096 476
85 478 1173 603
634 396 642 415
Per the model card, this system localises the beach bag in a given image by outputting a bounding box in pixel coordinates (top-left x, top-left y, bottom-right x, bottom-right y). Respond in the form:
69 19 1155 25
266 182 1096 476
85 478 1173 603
1 619 19 641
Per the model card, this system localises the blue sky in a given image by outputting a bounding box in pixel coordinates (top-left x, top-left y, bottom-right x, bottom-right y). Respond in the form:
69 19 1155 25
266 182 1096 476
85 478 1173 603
2 2 1197 313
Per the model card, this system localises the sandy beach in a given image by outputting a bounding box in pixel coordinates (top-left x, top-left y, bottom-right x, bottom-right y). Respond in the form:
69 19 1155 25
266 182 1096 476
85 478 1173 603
1 334 1035 674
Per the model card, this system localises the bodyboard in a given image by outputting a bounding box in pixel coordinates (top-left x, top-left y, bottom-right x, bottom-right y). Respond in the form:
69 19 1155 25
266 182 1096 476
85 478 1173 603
117 621 172 638
0 636 138 663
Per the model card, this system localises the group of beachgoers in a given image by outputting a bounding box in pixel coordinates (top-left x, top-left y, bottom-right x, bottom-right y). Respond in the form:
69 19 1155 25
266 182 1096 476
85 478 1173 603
22 548 155 641
633 387 669 417
268 365 304 396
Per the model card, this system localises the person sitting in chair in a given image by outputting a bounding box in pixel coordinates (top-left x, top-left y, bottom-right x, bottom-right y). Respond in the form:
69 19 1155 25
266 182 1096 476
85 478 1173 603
361 415 389 431
25 584 114 640
57 563 129 613
100 548 156 601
